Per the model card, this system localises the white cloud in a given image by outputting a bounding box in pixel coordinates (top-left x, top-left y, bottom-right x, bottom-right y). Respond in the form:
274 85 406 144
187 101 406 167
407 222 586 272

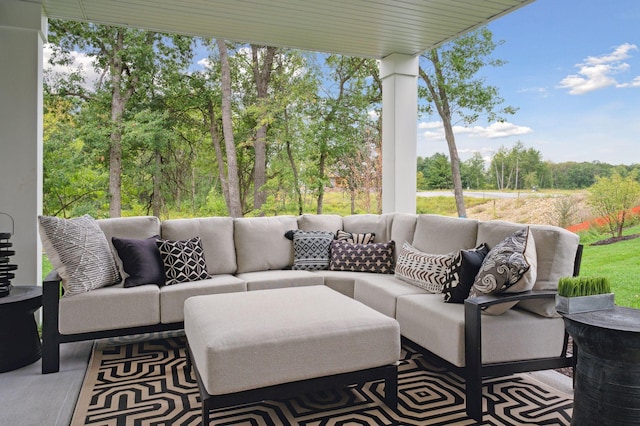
419 120 532 140
197 57 213 70
43 43 102 90
557 43 640 95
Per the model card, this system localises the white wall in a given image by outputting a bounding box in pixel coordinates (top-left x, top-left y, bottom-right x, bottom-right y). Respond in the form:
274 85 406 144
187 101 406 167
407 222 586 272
0 0 47 286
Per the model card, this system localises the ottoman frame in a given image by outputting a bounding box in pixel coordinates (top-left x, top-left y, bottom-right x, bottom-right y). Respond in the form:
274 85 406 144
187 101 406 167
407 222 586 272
186 343 397 424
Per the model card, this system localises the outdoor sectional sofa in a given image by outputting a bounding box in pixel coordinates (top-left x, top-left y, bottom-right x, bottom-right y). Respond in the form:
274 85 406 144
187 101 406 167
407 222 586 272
40 212 582 421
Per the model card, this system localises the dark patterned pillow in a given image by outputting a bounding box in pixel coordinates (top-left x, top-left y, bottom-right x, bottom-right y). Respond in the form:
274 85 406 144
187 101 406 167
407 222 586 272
442 243 489 303
291 230 335 271
336 230 375 244
394 242 455 293
112 235 165 287
156 237 211 285
329 239 395 273
468 228 537 314
38 214 121 297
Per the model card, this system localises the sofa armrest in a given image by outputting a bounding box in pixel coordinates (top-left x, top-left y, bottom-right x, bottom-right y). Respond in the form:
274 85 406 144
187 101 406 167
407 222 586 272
464 290 557 310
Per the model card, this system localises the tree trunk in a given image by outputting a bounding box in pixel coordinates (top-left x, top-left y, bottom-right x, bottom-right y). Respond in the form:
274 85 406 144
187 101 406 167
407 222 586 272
207 101 230 209
152 150 162 217
217 39 243 218
251 45 276 213
442 116 466 217
284 108 303 215
316 150 326 215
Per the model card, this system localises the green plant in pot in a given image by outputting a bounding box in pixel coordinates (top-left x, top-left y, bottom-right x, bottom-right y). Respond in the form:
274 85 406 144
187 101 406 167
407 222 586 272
556 276 614 314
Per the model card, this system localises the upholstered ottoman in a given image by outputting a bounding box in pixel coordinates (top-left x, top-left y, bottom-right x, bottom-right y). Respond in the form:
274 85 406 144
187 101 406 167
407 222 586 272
184 286 401 423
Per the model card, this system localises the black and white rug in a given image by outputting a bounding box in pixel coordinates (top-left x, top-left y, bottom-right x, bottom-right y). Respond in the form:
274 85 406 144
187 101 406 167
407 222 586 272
72 335 573 425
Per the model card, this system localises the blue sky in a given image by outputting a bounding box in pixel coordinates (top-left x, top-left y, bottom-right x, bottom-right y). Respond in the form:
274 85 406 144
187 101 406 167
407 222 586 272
418 0 640 166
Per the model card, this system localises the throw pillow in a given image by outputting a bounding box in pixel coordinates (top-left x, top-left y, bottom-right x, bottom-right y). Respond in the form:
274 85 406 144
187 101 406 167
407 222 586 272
112 235 165 287
394 242 455 293
291 230 335 271
38 214 121 297
329 239 395 273
443 243 490 303
336 230 375 244
469 228 538 315
156 236 211 285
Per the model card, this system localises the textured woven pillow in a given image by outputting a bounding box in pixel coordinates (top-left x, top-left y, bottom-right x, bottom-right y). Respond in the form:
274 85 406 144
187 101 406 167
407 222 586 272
394 242 455 293
329 239 395 273
156 237 211 285
336 230 375 244
442 243 490 303
112 235 165 287
469 228 537 314
291 230 335 271
38 215 121 297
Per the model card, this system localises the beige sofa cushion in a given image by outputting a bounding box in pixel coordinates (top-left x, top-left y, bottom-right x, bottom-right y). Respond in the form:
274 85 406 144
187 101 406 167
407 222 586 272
354 274 427 318
389 213 417 261
477 220 580 317
234 216 298 273
297 214 343 232
59 283 160 334
342 214 392 243
395 293 566 367
161 217 237 275
159 275 246 323
412 215 478 254
235 269 324 291
184 286 400 395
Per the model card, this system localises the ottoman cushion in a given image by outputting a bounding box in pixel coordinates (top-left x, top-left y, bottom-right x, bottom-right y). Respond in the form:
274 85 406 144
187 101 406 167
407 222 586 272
184 286 400 396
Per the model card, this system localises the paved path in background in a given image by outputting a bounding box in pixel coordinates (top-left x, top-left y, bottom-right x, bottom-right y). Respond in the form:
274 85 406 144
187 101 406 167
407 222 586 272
417 191 561 199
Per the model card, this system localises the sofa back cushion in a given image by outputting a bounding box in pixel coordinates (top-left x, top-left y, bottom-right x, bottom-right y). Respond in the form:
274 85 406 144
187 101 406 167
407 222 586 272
412 215 478 254
388 213 417 261
297 214 343 233
234 216 298 273
161 217 236 275
476 220 580 317
342 214 392 243
98 216 161 283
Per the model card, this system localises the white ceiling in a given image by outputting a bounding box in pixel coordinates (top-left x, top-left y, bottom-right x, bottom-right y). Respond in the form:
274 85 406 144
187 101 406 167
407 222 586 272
37 0 534 58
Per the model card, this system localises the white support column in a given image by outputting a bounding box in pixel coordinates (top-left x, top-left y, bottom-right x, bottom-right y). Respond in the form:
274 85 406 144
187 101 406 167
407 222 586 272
380 53 418 214
0 0 47 286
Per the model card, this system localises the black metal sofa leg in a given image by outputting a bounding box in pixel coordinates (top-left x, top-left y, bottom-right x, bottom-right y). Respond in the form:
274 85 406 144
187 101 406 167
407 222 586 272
465 374 483 422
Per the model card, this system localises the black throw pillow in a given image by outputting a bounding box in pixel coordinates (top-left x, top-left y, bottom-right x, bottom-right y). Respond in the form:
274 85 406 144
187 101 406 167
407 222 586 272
443 243 489 303
112 235 165 287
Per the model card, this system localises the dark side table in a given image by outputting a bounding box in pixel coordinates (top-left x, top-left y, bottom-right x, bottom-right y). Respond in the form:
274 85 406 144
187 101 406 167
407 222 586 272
563 306 640 426
0 286 42 372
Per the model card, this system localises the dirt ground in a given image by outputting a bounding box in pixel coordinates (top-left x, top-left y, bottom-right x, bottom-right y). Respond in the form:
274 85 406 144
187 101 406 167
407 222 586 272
465 193 592 227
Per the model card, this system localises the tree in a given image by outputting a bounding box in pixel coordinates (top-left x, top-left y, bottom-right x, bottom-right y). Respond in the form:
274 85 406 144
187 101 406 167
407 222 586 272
461 152 486 189
417 153 452 189
418 28 516 217
587 172 640 239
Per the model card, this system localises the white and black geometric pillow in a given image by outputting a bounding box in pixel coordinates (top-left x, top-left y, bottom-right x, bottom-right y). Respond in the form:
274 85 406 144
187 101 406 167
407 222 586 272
38 214 121 297
442 243 489 303
329 240 395 273
156 237 211 285
291 230 335 270
336 230 376 244
394 242 455 293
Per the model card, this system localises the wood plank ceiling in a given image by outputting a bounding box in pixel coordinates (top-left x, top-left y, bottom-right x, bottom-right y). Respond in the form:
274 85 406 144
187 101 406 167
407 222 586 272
39 0 534 58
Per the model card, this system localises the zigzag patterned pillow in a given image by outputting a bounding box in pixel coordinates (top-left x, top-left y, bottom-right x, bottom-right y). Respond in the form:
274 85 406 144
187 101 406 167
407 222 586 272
291 230 335 270
394 242 455 293
156 237 211 285
336 230 375 244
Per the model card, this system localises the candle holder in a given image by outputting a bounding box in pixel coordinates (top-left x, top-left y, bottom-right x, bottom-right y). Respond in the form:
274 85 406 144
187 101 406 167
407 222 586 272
0 213 16 297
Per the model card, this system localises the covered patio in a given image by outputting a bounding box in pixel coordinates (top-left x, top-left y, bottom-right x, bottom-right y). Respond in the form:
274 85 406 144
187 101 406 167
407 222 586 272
1 0 535 285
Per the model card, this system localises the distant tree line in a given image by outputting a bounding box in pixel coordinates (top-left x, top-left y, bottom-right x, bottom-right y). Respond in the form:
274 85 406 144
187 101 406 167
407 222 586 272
418 142 640 191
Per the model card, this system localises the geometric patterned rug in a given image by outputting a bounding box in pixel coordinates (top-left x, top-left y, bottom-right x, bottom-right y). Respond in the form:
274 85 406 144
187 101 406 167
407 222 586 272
71 334 573 425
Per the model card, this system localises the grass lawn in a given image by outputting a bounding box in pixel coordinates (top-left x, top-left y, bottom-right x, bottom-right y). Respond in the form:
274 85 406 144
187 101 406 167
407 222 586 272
578 224 640 309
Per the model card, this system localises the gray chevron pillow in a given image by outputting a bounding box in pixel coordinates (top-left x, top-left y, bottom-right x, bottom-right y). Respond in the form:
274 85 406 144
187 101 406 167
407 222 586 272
394 242 455 293
38 214 121 297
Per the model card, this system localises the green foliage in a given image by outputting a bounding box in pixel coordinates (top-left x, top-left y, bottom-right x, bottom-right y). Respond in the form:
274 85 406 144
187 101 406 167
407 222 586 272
587 171 640 238
558 276 611 297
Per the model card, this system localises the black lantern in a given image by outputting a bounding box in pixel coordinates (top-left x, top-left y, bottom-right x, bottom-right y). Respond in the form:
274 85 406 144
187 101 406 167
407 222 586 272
0 213 16 297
